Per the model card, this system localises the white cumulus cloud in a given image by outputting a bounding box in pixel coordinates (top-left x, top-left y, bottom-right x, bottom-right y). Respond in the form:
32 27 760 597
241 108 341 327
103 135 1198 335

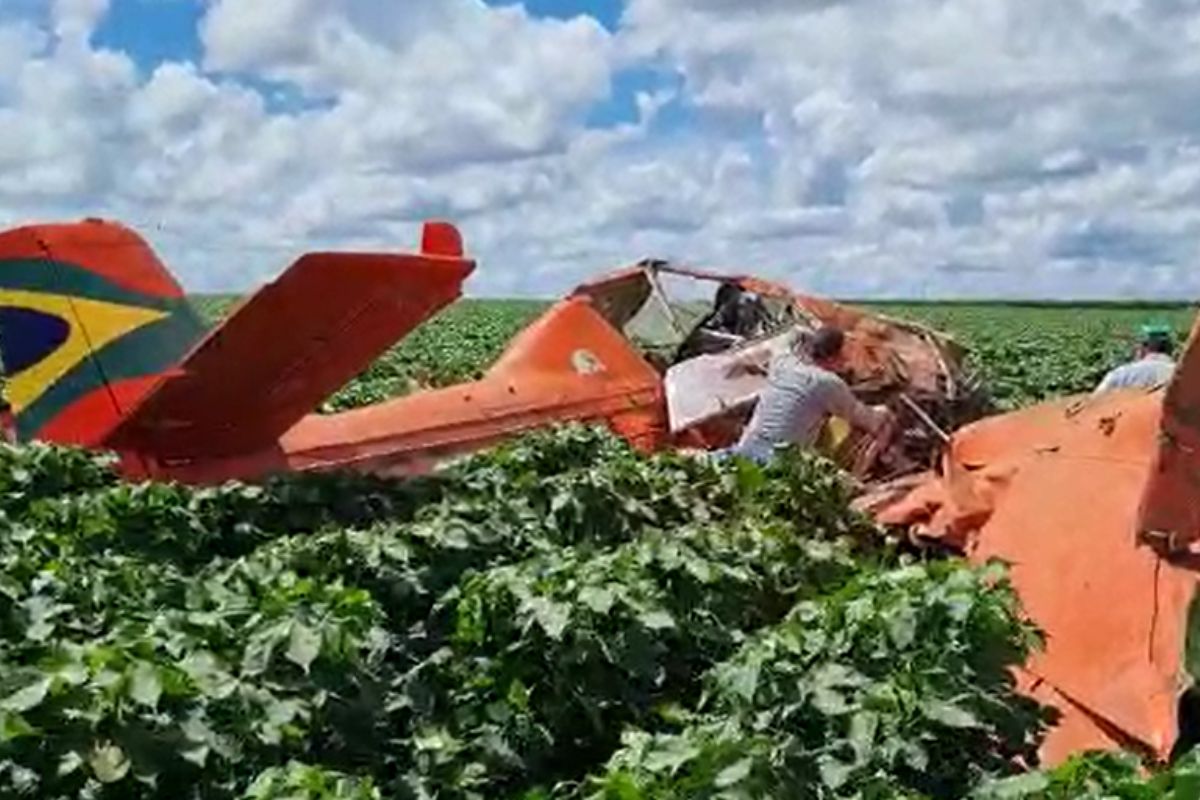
0 0 1198 300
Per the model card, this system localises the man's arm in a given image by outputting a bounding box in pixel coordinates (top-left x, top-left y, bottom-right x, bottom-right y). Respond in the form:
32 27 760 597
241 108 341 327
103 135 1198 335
825 376 889 433
724 348 771 378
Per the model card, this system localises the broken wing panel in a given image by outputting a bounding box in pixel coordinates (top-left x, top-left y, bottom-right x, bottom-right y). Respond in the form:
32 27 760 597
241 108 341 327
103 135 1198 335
278 296 666 474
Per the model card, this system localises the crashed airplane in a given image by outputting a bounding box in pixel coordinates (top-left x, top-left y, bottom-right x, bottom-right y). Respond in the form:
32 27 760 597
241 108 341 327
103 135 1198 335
0 218 981 484
6 216 1199 769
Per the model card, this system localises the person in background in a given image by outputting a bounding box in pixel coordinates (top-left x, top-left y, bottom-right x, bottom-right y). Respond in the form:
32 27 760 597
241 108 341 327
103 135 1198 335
723 325 893 465
1094 323 1177 394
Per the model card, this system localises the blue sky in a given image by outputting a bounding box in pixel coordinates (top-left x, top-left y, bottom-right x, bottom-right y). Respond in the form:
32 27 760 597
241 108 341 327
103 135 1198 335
94 0 644 122
94 0 202 67
3 0 1200 299
93 0 627 61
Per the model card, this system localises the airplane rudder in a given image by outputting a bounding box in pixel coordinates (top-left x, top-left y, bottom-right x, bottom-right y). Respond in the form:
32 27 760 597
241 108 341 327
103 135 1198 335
0 220 206 444
490 296 661 381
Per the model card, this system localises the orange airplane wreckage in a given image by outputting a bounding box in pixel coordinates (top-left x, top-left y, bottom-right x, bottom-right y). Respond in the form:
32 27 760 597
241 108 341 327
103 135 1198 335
2 217 1199 769
859 316 1200 767
0 217 981 483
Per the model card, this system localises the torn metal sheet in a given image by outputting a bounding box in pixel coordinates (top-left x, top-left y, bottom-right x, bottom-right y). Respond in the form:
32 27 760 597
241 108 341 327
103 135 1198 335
664 328 797 434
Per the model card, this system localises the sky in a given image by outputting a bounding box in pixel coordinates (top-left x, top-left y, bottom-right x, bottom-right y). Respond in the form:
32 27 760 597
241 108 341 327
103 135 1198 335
3 1 1200 299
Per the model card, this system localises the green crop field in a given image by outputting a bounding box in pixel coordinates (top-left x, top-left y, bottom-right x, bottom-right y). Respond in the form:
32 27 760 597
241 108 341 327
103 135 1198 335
5 428 1196 799
0 296 1195 798
867 303 1196 410
198 295 1198 414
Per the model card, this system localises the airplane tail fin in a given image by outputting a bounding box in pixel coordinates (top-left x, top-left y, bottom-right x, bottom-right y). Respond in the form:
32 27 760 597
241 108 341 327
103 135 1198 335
488 295 662 381
0 220 205 445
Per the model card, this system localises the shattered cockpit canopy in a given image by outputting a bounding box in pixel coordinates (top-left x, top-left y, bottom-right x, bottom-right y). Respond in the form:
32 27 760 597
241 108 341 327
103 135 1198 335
573 260 802 369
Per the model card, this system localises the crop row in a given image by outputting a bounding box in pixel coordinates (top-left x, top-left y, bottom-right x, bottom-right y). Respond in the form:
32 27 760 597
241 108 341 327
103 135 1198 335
196 296 1198 415
873 303 1197 410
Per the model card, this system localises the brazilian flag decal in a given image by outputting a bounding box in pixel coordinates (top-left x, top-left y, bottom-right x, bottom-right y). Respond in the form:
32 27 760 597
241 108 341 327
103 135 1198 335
0 256 205 441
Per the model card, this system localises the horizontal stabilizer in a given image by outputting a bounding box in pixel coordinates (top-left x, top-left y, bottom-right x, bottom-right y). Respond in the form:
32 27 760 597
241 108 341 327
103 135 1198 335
103 223 474 460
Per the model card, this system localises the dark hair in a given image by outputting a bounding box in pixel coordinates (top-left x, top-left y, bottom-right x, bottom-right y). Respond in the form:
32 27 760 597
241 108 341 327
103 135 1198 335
810 326 845 361
1143 334 1174 356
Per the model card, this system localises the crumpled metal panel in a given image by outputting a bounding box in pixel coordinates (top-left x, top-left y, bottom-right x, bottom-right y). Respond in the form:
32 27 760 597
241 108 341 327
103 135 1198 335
664 329 794 433
866 383 1200 764
1139 315 1200 555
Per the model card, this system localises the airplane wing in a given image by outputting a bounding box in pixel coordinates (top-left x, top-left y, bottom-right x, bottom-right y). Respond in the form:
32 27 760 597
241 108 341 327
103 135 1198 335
102 222 474 461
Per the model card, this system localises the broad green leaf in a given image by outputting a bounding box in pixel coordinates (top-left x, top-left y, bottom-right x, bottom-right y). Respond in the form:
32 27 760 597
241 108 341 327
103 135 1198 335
818 756 853 790
900 740 929 772
0 577 22 600
579 586 616 615
714 758 753 788
181 651 235 697
129 662 162 709
52 659 88 687
812 685 850 716
922 700 982 729
89 742 131 784
180 744 210 767
721 660 760 703
22 594 63 642
972 770 1051 798
0 677 50 713
6 762 38 793
57 751 84 777
849 710 879 763
639 610 675 631
506 680 530 712
413 726 461 753
242 623 289 676
527 598 570 640
286 622 323 673
887 605 917 648
0 710 34 741
642 739 701 774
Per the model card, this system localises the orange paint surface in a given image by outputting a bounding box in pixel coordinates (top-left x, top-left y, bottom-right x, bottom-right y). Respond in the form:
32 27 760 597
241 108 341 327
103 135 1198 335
278 296 666 476
871 349 1200 763
0 219 187 299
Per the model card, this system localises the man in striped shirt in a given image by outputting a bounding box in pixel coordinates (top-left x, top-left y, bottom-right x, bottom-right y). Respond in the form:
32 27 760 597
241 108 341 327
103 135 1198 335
725 326 893 465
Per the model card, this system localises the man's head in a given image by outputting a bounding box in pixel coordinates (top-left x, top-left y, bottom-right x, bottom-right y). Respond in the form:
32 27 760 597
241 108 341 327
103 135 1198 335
1137 324 1175 358
808 326 846 367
